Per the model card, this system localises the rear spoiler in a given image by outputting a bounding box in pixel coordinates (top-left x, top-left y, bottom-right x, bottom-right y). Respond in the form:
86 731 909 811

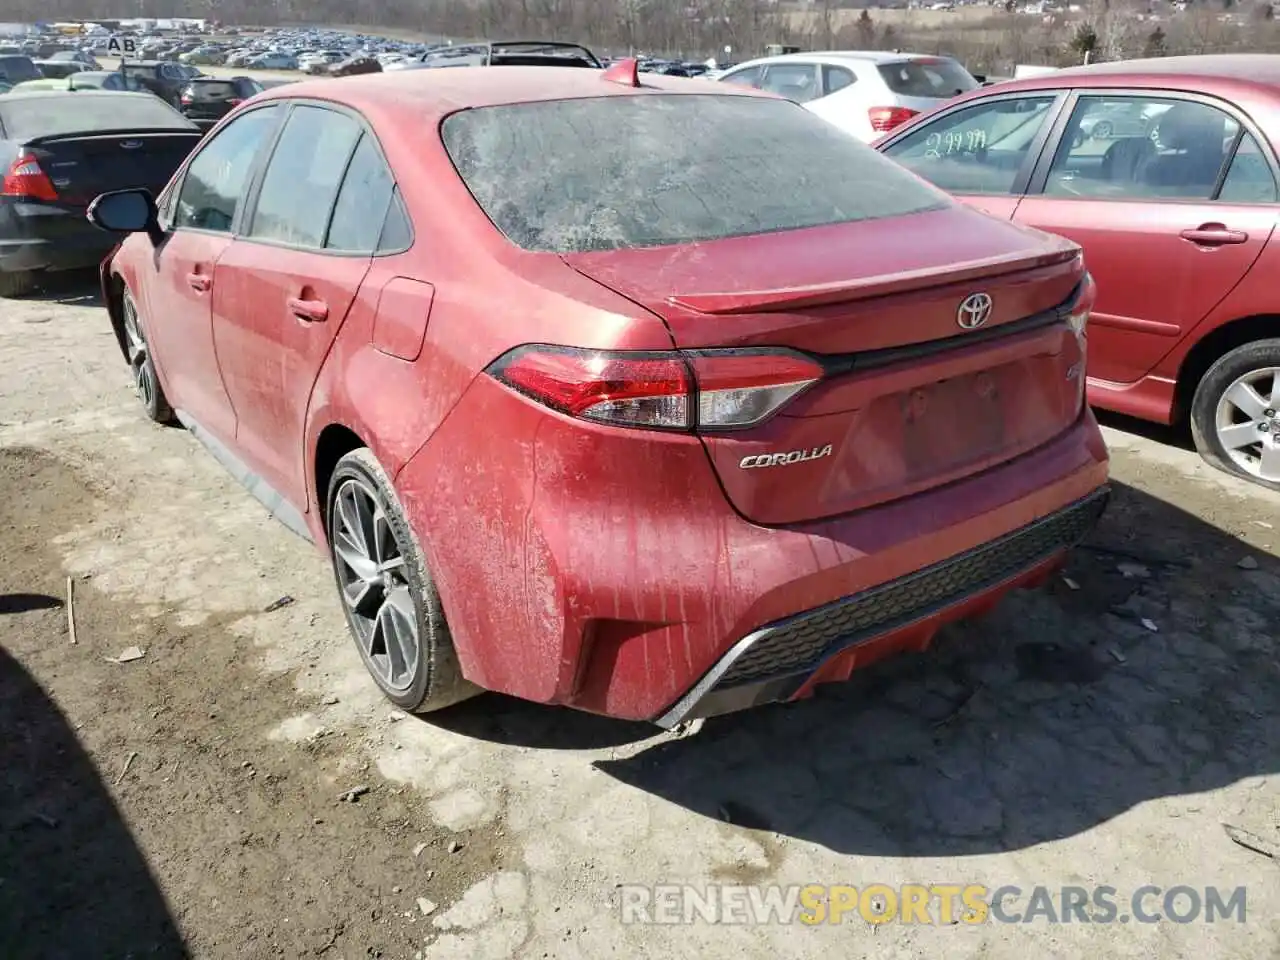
667 246 1081 315
22 127 202 146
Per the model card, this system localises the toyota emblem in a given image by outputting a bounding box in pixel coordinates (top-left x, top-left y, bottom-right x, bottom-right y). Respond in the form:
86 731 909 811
957 292 993 330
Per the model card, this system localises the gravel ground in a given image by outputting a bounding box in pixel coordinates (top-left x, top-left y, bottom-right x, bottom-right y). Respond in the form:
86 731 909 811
1 272 1278 959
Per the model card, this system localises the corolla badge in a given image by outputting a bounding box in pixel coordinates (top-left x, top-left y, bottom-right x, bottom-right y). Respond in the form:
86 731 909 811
739 445 834 469
957 292 993 330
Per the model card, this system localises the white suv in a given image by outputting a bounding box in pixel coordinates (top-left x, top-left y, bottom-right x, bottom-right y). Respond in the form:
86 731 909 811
715 51 979 142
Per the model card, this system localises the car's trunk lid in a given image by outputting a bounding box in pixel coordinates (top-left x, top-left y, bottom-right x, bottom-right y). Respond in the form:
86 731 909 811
563 205 1088 525
23 130 201 207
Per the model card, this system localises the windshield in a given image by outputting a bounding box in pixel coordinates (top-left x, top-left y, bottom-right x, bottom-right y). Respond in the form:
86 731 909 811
0 94 192 139
878 58 978 98
442 94 946 253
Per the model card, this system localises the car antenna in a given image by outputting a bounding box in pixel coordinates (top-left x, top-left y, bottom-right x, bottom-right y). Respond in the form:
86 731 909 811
601 57 642 87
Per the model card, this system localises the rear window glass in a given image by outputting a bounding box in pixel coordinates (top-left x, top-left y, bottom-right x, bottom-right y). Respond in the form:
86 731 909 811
878 59 978 98
189 80 237 98
0 56 39 83
442 94 946 252
0 94 191 139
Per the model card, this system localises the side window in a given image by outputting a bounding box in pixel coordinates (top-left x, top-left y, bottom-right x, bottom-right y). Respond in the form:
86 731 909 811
1045 95 1236 200
759 63 820 103
377 189 413 254
721 65 763 89
823 65 855 96
882 95 1057 195
326 133 395 253
1217 132 1277 203
247 105 361 248
173 104 281 232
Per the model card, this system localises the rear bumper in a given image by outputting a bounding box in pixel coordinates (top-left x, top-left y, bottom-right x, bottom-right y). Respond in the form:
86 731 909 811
0 200 115 274
397 374 1111 723
656 486 1108 727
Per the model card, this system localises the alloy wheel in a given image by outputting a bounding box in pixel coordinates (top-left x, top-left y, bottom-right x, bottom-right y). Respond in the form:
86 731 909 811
331 477 420 693
1214 365 1280 483
122 294 157 410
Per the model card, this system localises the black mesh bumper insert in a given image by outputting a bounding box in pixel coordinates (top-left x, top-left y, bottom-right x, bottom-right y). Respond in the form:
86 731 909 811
717 489 1109 688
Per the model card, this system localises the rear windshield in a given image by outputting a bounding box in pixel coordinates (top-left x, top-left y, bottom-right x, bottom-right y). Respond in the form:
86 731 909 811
878 59 978 98
189 80 237 98
0 56 40 83
0 94 191 139
442 94 946 252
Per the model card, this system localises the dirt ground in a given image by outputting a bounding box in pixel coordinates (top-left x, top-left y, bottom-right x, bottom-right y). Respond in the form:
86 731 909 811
1 272 1279 960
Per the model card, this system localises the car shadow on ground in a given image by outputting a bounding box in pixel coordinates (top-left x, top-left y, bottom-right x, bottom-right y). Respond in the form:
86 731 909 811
429 691 656 750
0 639 188 958
1095 408 1195 452
447 481 1280 855
9 269 103 307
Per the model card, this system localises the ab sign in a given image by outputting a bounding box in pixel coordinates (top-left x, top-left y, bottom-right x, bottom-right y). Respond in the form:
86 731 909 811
105 35 137 56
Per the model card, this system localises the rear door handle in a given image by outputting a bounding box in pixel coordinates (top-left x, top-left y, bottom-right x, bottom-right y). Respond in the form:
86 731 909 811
287 297 329 322
186 272 211 292
1180 224 1249 246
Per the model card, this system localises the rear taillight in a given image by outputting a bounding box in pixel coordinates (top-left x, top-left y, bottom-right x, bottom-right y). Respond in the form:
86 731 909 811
180 92 193 104
1067 271 1096 338
868 106 919 133
1 153 58 202
227 97 243 106
487 346 824 432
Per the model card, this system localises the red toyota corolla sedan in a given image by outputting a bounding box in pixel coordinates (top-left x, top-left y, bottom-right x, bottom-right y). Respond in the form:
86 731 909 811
875 55 1280 490
87 61 1109 725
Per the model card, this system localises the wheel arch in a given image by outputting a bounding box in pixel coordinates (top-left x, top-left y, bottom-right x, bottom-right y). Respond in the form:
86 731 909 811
1173 314 1280 423
103 270 131 364
314 423 368 539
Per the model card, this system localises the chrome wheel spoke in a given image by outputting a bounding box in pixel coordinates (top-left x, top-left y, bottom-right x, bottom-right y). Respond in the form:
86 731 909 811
1218 421 1260 451
332 477 421 693
1225 380 1266 420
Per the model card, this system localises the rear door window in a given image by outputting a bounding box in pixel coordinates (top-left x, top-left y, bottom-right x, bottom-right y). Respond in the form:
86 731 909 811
442 93 945 253
326 133 398 253
1044 95 1239 201
1218 132 1277 203
247 104 361 248
823 65 856 96
759 63 820 103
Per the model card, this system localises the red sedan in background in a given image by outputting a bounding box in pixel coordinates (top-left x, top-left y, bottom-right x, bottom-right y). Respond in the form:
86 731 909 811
88 61 1108 724
876 54 1280 490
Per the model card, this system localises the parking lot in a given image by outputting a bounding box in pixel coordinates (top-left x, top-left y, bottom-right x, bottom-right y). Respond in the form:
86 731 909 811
2 266 1278 958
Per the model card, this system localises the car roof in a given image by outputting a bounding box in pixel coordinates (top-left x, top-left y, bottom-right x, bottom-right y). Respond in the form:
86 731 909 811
254 64 768 119
980 54 1280 96
727 50 957 70
0 89 151 101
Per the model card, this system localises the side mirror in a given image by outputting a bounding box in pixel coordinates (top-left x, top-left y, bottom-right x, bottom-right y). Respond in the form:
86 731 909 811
87 189 161 244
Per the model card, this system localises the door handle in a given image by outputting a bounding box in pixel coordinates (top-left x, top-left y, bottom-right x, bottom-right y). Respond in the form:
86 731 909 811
1180 224 1248 246
287 296 329 322
186 272 211 292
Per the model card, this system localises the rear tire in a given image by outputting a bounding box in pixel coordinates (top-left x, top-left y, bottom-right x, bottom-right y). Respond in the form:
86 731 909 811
326 448 478 713
0 269 35 299
1189 338 1280 491
120 288 175 424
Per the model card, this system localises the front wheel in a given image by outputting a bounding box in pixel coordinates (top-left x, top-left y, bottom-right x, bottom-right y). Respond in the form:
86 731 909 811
1092 119 1114 140
326 448 478 712
1190 339 1280 491
121 288 175 424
